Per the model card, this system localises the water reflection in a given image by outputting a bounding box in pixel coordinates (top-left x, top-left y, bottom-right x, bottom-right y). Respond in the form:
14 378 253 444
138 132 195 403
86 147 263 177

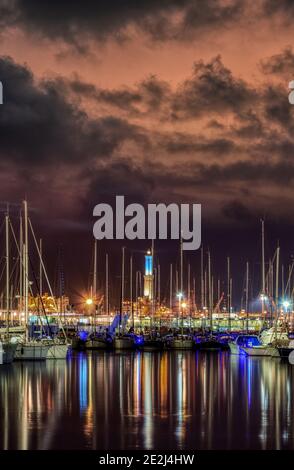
0 352 294 449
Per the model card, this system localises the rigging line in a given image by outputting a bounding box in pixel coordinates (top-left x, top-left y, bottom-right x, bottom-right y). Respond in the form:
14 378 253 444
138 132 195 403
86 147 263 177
28 252 53 338
28 217 67 340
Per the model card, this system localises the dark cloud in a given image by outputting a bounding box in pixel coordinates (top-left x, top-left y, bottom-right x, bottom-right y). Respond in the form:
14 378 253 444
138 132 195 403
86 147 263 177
163 133 235 156
68 75 171 115
264 0 294 16
260 46 294 76
172 56 257 119
0 0 243 47
0 56 146 166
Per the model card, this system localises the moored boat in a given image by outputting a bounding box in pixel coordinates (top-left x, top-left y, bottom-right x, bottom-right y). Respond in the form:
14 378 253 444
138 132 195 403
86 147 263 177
139 336 164 352
113 335 136 350
166 334 194 350
85 334 113 350
46 342 71 359
14 340 50 361
0 340 17 364
277 340 294 359
229 334 277 356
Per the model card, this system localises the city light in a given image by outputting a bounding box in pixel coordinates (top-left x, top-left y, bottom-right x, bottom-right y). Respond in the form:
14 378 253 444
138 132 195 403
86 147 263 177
181 302 187 309
86 298 93 306
283 300 290 309
177 292 183 299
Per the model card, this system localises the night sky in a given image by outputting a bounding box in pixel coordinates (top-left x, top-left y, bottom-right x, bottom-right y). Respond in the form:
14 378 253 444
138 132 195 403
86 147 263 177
1 1 294 308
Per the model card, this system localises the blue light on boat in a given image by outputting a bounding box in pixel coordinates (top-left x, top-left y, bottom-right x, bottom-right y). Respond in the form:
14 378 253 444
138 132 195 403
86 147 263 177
79 331 88 341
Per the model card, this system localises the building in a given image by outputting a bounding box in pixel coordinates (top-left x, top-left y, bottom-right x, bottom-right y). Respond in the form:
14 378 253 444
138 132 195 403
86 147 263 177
143 249 153 300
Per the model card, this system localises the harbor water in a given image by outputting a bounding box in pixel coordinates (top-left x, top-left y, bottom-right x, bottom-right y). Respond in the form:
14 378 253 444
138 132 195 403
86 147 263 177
0 351 294 450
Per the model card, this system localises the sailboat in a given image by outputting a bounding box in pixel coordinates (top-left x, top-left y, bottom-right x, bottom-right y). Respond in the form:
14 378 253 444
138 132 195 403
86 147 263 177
13 201 50 361
0 212 17 364
196 250 224 351
113 247 135 350
168 237 194 350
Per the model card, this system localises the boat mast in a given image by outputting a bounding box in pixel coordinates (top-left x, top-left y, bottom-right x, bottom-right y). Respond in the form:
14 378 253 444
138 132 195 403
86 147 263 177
5 211 9 336
130 254 133 329
39 239 43 299
120 246 125 333
227 256 231 331
93 240 97 301
169 263 173 313
201 246 204 311
274 244 280 340
105 253 109 316
245 261 249 333
158 263 160 306
261 219 265 322
24 200 29 342
19 212 23 313
208 250 212 336
151 239 154 329
188 263 191 319
180 234 183 336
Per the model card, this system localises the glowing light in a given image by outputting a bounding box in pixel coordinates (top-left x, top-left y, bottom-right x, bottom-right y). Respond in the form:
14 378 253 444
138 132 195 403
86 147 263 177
283 300 290 309
181 302 187 309
260 294 268 301
86 298 93 306
177 292 183 299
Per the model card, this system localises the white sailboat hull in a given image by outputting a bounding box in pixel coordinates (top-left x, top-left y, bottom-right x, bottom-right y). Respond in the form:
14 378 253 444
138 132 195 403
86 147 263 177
14 342 50 361
0 342 17 364
168 339 194 350
241 346 277 357
113 337 135 350
46 344 70 359
229 342 278 357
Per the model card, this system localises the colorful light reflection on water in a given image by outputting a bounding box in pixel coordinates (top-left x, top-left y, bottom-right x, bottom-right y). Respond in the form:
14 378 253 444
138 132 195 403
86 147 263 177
0 352 294 450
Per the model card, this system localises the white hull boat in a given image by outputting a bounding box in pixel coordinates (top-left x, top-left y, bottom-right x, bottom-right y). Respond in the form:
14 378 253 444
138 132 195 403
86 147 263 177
0 341 17 364
167 336 194 350
14 342 50 361
113 336 135 350
46 343 70 359
229 335 278 357
241 345 278 357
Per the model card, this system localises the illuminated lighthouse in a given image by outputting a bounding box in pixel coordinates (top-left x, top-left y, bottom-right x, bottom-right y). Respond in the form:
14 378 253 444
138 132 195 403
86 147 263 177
144 249 153 300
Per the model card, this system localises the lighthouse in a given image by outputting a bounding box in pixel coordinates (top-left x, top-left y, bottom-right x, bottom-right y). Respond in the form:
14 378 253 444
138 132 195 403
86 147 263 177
144 249 153 300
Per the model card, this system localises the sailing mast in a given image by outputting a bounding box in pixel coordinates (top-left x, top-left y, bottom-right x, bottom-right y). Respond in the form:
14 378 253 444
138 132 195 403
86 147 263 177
201 246 204 311
130 254 133 329
169 263 173 313
19 213 23 313
208 250 212 336
227 256 231 331
180 234 183 336
5 211 9 336
105 253 109 317
39 239 43 298
24 200 29 342
120 246 125 334
245 261 249 333
261 219 265 322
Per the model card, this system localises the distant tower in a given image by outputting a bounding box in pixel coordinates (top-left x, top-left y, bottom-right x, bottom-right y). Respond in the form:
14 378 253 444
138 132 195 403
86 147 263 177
144 249 153 300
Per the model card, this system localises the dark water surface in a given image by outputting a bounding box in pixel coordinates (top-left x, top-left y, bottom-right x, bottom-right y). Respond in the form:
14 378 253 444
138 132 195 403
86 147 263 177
0 351 294 450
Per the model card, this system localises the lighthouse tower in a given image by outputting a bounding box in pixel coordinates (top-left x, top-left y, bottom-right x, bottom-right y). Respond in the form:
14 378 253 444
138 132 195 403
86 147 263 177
144 249 153 300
